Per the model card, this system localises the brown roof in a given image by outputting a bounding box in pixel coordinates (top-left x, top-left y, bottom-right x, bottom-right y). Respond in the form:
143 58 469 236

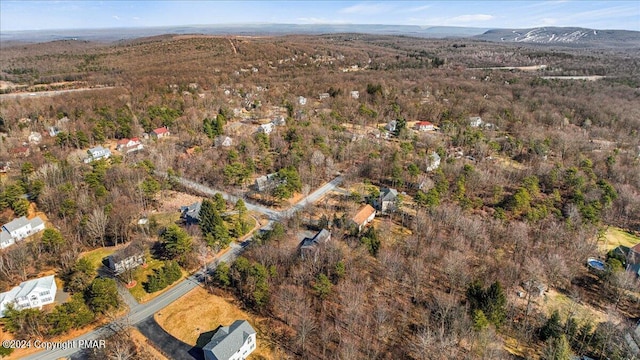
632 242 640 254
152 127 169 135
352 204 376 225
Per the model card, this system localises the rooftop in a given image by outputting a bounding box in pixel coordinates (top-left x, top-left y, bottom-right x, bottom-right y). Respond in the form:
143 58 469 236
352 204 376 225
203 320 256 360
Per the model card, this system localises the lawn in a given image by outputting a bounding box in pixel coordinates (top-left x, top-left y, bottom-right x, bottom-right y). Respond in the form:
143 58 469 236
79 246 118 270
601 227 640 252
155 287 278 359
128 257 187 303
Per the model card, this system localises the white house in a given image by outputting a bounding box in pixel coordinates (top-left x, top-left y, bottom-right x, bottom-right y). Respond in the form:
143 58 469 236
318 93 330 100
298 96 307 105
258 123 274 135
28 132 42 144
426 152 441 172
385 120 397 133
469 116 484 128
350 204 376 233
116 138 143 154
350 90 360 99
84 146 112 163
414 121 435 132
151 127 170 139
215 136 233 147
1 216 46 249
203 320 257 360
0 275 57 317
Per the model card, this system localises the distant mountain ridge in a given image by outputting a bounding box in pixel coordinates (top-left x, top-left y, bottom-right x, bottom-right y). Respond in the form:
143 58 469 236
1 24 639 48
475 27 640 48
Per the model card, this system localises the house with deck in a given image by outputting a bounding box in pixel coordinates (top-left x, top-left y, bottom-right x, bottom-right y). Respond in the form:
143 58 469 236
116 138 143 154
107 241 146 275
203 320 257 360
84 146 111 163
1 216 46 249
0 275 57 317
376 187 398 213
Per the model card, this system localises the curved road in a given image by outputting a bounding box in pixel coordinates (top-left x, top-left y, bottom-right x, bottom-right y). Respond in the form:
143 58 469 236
24 174 342 360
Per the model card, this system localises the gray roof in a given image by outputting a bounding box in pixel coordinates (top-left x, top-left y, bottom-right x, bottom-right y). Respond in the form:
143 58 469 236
203 320 256 360
181 202 202 222
109 241 145 264
301 229 331 249
0 231 12 245
2 216 30 233
380 188 398 202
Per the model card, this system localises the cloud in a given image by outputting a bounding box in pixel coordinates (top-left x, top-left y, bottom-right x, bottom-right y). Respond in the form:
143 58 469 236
339 3 394 15
132 16 140 20
396 4 431 13
450 14 494 22
112 15 121 20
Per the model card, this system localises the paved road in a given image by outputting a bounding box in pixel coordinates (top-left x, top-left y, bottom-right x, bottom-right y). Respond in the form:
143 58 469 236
25 175 342 359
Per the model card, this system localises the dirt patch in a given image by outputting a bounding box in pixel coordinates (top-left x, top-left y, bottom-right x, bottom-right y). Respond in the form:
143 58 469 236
154 287 279 359
130 328 170 360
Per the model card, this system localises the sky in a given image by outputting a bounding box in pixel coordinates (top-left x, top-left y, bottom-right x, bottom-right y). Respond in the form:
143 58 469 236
1 1 639 32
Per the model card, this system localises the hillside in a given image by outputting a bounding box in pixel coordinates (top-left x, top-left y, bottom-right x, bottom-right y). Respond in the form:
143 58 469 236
475 27 640 48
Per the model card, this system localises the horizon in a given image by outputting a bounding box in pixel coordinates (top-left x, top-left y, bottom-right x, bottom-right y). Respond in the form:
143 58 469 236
1 1 639 33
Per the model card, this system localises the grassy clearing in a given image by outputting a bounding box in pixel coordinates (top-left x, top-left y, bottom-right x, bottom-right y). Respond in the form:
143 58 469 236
80 247 118 270
149 211 181 229
601 227 640 251
128 258 187 303
155 287 277 359
542 289 608 324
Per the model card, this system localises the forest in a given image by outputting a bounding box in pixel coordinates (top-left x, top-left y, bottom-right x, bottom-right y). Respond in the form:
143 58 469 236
0 33 639 359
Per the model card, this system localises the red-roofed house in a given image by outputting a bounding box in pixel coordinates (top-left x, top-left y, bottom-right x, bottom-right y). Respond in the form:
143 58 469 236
10 146 30 158
151 127 170 139
116 138 144 153
414 121 435 132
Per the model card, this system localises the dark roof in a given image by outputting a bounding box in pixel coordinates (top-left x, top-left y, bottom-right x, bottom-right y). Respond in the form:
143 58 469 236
203 320 256 360
300 229 331 249
109 241 145 264
180 202 202 222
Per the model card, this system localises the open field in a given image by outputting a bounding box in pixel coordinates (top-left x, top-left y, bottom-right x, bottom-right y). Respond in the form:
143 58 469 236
155 287 278 359
601 227 640 252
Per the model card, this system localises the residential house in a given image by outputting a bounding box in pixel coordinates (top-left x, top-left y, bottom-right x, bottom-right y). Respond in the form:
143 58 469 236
414 121 435 132
215 136 233 147
298 96 307 105
116 138 144 154
299 229 331 261
376 187 398 213
385 120 397 133
107 241 146 275
469 116 484 128
257 123 274 135
350 90 360 99
0 275 57 317
426 152 441 172
151 127 170 139
254 173 279 192
48 126 60 137
28 132 42 144
203 320 257 360
84 146 112 163
350 204 376 233
318 93 330 100
271 116 286 126
10 146 30 158
180 201 202 224
1 216 46 249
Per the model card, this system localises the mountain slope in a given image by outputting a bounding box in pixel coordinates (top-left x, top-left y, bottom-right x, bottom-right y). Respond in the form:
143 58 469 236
475 27 640 48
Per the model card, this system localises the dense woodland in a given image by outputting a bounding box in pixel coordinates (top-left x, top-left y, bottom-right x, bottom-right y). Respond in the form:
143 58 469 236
0 34 639 359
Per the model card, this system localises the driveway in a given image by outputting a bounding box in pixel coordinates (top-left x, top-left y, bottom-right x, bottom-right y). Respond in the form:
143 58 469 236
136 317 202 360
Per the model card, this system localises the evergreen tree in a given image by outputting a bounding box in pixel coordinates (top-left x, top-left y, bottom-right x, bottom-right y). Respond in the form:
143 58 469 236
160 224 193 263
541 310 563 341
87 278 119 314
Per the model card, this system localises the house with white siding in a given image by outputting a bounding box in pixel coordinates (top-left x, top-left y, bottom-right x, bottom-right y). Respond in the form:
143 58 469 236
0 216 45 249
0 275 57 316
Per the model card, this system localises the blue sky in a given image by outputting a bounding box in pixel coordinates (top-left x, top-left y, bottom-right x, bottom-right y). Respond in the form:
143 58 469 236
1 1 639 32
